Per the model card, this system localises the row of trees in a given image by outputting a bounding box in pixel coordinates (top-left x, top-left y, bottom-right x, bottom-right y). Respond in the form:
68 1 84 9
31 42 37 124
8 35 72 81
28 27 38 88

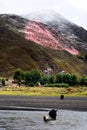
13 69 87 87
40 73 87 86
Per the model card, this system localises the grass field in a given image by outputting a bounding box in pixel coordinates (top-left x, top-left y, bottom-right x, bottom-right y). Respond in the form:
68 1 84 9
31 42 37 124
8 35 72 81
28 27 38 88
0 86 87 96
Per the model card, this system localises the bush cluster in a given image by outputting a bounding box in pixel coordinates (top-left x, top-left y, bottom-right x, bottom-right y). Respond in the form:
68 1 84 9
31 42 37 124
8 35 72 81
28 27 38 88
13 69 41 86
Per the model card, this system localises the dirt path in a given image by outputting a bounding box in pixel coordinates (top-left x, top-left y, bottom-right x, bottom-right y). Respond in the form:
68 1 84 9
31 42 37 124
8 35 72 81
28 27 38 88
0 95 87 111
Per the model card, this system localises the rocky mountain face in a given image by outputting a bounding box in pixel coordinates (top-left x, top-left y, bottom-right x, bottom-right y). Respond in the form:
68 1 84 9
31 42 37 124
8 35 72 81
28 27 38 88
0 14 28 36
24 10 87 53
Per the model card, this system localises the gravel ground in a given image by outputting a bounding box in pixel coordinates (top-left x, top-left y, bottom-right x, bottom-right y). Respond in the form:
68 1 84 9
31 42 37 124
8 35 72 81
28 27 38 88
0 95 87 111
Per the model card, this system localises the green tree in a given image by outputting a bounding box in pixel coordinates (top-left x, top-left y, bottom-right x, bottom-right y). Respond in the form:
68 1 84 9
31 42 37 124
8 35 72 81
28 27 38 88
80 75 87 86
13 68 24 86
30 70 41 84
48 75 55 84
1 78 5 86
56 73 63 83
25 70 41 86
69 74 78 86
39 75 49 85
62 73 71 84
24 72 32 86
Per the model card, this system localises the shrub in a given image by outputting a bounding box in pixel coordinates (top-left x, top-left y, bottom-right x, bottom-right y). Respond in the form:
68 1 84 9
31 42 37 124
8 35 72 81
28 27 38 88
44 83 69 87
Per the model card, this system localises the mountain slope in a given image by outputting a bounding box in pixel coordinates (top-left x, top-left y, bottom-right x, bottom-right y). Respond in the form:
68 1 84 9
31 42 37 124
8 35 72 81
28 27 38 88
0 14 87 77
24 10 87 53
0 14 79 55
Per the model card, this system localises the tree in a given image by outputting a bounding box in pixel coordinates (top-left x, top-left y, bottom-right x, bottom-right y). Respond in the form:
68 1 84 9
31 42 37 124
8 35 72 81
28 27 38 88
25 72 32 86
80 75 87 86
30 70 41 84
48 75 55 84
25 70 41 86
69 74 78 86
1 78 5 86
39 75 49 85
62 73 71 84
13 68 24 86
56 73 63 83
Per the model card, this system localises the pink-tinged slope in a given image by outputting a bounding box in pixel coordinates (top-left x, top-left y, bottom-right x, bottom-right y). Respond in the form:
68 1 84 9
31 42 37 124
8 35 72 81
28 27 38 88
25 20 79 55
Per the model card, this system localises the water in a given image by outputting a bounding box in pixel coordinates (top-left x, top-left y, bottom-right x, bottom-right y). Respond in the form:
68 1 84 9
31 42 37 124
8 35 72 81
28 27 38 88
0 109 87 130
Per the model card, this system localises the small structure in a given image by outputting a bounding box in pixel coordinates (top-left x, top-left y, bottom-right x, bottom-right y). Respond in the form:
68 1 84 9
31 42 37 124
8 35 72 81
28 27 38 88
43 109 57 122
44 67 52 75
